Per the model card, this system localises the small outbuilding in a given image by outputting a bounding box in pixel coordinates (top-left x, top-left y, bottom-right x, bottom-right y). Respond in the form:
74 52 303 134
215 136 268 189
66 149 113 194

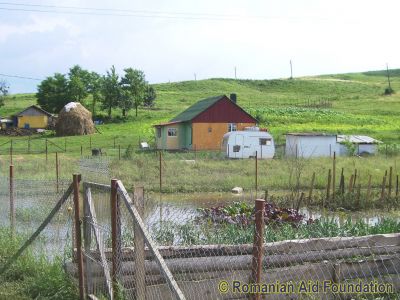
222 127 275 159
337 135 381 155
285 133 337 158
55 102 95 136
16 105 53 129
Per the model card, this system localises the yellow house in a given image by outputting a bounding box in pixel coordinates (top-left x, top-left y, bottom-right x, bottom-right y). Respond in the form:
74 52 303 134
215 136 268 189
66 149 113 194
16 105 53 129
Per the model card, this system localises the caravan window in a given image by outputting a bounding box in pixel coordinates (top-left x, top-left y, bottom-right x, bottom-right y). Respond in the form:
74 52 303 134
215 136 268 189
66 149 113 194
259 138 272 146
233 145 240 152
228 123 237 132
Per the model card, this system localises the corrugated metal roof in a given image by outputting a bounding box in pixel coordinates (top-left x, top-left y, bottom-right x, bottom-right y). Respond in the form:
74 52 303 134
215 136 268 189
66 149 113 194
170 95 225 122
153 121 182 127
16 105 53 117
286 132 336 137
337 135 381 144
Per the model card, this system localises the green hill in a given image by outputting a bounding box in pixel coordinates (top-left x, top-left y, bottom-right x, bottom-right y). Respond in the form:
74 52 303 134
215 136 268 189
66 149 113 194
1 69 399 150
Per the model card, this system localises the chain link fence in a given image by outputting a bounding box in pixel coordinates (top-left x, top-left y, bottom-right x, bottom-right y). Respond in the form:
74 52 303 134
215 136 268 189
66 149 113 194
1 153 400 299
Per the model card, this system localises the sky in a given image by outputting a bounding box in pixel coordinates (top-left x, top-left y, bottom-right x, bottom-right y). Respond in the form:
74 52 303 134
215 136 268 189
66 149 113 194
0 0 399 93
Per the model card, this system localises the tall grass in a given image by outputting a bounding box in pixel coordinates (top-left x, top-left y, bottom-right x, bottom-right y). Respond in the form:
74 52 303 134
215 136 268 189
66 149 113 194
0 228 78 299
151 217 400 246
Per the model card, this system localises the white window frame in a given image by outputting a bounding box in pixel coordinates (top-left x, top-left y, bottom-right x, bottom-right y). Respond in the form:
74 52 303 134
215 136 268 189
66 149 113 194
228 123 237 132
167 128 177 137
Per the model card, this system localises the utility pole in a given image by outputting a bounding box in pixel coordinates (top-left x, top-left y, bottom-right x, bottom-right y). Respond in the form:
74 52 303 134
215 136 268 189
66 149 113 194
234 66 237 79
194 73 197 81
290 60 293 79
386 63 392 90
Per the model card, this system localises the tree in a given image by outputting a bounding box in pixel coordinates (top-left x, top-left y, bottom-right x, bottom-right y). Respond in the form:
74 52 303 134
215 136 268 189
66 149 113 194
87 71 102 116
36 73 70 113
0 80 9 108
144 86 157 107
120 68 147 117
68 65 92 103
100 66 121 118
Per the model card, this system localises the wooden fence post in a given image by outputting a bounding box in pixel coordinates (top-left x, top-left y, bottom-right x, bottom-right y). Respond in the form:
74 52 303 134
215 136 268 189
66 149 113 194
114 136 116 149
353 169 357 188
134 186 146 300
28 136 31 154
366 175 372 204
356 184 361 209
9 165 15 237
339 168 345 194
326 169 331 205
89 136 92 149
118 145 121 160
251 199 265 300
64 138 67 152
111 179 121 299
396 175 399 200
348 174 354 194
73 174 85 300
380 175 387 201
332 152 336 200
80 145 83 157
308 172 315 205
83 184 92 295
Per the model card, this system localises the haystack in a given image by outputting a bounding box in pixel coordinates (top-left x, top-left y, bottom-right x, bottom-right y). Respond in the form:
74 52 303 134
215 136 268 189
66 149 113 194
55 102 95 136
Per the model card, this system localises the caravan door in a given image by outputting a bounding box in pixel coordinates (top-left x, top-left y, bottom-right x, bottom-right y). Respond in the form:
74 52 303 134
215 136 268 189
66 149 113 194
233 134 244 158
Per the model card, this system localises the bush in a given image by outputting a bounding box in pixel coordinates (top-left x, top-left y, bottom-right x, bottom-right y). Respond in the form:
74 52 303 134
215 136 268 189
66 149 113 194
384 87 395 95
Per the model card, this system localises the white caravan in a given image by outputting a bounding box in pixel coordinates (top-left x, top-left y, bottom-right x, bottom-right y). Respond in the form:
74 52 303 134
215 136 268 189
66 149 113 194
222 128 275 159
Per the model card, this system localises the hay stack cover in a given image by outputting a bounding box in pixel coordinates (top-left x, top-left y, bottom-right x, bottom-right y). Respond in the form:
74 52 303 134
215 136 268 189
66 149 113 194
56 102 95 136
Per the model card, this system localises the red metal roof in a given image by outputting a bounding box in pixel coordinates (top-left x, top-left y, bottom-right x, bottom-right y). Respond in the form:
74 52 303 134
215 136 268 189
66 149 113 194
192 96 257 123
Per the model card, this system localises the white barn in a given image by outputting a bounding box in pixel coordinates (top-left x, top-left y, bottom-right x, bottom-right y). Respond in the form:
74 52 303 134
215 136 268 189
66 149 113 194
285 133 337 158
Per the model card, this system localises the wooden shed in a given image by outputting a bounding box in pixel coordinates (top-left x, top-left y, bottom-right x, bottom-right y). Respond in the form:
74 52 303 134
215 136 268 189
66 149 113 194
154 95 257 150
16 105 53 129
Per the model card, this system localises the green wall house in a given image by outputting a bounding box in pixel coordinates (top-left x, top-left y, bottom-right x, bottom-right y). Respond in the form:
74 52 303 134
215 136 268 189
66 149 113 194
154 95 257 150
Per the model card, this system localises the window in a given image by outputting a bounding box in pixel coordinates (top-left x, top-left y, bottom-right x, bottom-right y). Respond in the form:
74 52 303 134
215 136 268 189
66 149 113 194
228 123 237 132
167 128 177 137
259 138 272 146
233 145 240 152
156 127 161 138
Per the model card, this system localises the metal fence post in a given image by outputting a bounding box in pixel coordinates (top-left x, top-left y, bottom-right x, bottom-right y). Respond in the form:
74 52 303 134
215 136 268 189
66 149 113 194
251 198 265 300
45 139 48 163
9 165 15 237
56 152 59 193
73 174 85 300
10 139 13 164
159 151 162 193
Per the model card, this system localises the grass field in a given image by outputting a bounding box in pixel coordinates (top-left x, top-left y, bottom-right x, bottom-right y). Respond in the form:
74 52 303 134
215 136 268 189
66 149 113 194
1 69 400 199
2 68 400 149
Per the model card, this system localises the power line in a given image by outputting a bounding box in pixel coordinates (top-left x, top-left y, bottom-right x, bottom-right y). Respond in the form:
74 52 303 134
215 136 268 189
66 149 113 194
0 6 238 20
0 2 242 18
0 73 43 81
0 2 327 22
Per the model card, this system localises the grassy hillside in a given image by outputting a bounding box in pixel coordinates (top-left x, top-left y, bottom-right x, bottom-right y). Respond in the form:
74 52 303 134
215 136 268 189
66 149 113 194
1 69 399 151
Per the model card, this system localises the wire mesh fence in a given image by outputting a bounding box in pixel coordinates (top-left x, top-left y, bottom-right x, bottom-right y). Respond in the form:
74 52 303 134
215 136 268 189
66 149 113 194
72 179 400 299
1 152 400 299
